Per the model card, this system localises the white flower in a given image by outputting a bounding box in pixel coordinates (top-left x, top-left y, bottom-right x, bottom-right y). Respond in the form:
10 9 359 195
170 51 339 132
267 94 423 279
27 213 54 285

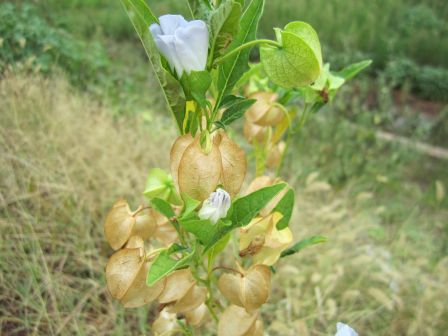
335 322 358 336
198 188 231 224
149 14 209 78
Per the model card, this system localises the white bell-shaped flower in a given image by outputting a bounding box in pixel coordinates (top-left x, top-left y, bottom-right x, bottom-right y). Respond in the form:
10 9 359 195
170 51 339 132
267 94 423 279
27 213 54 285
335 322 358 336
198 188 231 224
149 14 209 78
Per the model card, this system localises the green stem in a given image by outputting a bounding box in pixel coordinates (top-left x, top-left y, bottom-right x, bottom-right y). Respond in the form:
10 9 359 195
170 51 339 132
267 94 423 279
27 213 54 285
276 104 310 177
213 39 281 67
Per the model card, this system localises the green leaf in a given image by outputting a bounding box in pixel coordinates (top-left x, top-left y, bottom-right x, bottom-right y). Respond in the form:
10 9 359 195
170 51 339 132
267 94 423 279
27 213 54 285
146 244 196 285
210 0 243 60
207 233 230 262
216 0 265 106
188 0 213 20
215 95 256 129
204 183 286 251
260 21 322 88
178 219 216 245
144 168 182 205
151 198 175 219
181 71 212 108
273 187 295 230
280 235 327 258
334 59 372 81
180 192 201 218
120 0 186 132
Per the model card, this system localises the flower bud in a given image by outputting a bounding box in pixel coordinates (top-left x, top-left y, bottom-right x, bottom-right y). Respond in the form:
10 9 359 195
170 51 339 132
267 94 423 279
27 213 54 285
335 322 358 336
105 247 165 308
198 188 231 224
104 199 157 250
245 92 284 126
218 264 271 312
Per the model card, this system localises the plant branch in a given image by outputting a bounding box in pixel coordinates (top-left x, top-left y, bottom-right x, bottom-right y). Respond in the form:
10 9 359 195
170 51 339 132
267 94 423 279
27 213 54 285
213 39 281 67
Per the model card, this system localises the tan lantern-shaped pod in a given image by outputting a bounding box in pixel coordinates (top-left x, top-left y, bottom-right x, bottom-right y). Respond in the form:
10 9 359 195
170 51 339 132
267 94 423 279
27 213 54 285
218 264 271 312
243 118 268 145
152 207 179 246
184 303 208 327
170 132 247 201
266 141 286 169
104 199 157 250
245 92 284 126
152 308 179 336
157 268 196 304
105 244 165 308
218 305 260 336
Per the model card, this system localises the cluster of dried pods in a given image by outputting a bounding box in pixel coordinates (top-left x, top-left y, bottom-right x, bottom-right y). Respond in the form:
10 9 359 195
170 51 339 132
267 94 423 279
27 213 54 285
244 91 288 170
103 130 294 335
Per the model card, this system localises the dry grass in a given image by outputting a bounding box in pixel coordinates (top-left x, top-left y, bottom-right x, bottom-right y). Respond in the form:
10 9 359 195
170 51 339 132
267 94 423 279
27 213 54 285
0 73 447 335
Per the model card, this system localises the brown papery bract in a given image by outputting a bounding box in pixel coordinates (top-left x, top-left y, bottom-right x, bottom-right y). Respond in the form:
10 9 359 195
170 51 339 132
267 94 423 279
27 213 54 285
245 92 284 126
218 264 271 312
184 303 208 327
158 269 195 304
266 141 286 170
218 305 259 336
105 248 165 308
104 199 156 250
170 132 247 200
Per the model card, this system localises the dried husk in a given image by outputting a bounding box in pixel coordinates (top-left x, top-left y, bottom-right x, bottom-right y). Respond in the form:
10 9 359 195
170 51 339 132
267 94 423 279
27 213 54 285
170 133 247 201
170 285 207 313
247 320 264 336
178 136 222 201
218 305 259 336
153 209 178 246
239 213 293 266
184 303 208 327
245 92 284 126
152 308 179 336
158 269 195 304
266 141 286 169
105 248 165 308
104 199 156 250
218 132 247 198
243 119 267 144
170 134 194 191
218 265 271 312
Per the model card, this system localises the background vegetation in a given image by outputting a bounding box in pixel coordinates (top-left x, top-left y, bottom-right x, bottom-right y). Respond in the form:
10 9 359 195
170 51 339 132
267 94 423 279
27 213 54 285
1 0 447 335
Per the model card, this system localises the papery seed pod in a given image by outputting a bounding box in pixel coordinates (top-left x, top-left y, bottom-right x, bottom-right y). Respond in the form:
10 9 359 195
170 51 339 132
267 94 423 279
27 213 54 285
170 285 207 313
152 308 179 336
153 209 178 246
245 92 284 126
218 305 259 336
217 132 247 198
218 264 271 312
239 213 293 266
243 119 268 145
249 320 264 336
177 136 222 201
184 303 208 327
104 199 157 250
266 141 286 169
158 269 195 304
105 248 165 308
170 133 247 200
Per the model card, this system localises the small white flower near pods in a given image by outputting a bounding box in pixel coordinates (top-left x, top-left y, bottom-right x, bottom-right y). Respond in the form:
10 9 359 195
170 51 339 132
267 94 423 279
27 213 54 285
198 188 231 224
